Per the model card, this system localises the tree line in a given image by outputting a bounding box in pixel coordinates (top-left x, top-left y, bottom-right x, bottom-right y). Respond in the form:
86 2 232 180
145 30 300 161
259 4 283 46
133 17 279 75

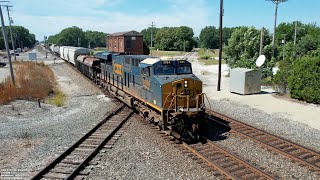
47 26 107 48
0 26 36 50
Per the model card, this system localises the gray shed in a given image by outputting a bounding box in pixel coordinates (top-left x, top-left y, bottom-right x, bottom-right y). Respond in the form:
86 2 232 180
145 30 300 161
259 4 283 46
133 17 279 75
230 68 261 95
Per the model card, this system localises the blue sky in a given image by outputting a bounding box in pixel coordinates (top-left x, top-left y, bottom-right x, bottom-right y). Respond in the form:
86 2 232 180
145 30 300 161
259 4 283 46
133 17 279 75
5 0 320 40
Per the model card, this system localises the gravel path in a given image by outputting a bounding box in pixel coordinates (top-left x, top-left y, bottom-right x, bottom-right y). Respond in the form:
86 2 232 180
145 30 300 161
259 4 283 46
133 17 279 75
0 62 115 179
87 116 218 180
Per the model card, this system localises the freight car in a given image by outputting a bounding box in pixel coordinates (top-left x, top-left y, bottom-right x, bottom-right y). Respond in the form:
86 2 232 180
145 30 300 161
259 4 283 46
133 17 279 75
75 55 101 81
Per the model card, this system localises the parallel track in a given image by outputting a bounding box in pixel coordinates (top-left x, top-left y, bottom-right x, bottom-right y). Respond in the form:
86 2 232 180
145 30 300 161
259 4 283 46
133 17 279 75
31 105 133 180
181 140 276 179
207 110 320 172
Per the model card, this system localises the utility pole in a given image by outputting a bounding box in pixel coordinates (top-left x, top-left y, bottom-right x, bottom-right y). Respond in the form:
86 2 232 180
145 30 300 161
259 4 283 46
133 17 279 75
217 0 223 91
77 37 80 47
259 27 264 55
282 34 286 61
3 5 15 61
266 0 288 58
149 22 156 55
294 21 298 45
0 1 15 85
44 36 47 59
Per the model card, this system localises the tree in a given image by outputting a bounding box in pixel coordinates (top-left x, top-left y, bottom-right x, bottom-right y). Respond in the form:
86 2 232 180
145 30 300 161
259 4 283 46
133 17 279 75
225 26 271 68
199 26 219 49
57 26 87 47
154 26 195 51
85 31 107 48
0 26 36 50
296 34 320 57
141 27 159 48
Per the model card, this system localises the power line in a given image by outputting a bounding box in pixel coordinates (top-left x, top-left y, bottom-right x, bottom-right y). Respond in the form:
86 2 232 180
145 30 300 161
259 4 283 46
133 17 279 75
0 0 15 85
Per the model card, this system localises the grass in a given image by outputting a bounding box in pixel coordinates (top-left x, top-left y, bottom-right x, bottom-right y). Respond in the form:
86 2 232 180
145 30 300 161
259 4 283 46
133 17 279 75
197 48 226 65
150 50 188 57
47 90 65 107
0 61 57 104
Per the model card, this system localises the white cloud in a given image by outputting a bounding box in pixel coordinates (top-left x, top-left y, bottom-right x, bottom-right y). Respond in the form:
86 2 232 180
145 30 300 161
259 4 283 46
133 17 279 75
11 0 216 40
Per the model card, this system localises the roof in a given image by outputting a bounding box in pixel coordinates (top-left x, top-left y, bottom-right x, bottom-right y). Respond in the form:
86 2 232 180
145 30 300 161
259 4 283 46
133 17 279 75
95 51 113 60
140 58 161 65
108 31 142 37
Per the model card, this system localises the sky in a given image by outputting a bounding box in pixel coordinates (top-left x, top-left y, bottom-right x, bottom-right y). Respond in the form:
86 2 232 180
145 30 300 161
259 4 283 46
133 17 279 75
4 0 320 40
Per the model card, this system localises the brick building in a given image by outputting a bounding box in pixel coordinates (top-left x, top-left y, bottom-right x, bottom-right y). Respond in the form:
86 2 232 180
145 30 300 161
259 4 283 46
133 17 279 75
106 31 143 55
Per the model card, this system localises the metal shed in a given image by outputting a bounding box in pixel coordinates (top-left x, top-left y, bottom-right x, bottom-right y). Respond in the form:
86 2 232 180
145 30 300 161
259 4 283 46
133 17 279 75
230 68 261 95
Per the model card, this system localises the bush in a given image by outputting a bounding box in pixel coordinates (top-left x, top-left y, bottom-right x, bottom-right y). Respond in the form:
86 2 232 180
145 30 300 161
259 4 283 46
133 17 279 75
0 62 56 104
48 90 65 107
273 58 293 94
288 57 320 104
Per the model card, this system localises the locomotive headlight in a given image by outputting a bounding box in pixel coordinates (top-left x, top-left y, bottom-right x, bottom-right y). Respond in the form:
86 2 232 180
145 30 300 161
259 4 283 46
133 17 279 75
184 80 188 87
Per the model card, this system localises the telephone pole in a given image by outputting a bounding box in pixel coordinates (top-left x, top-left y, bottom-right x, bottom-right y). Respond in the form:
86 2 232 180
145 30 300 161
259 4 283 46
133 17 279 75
266 0 288 58
0 1 15 85
149 22 156 55
217 0 223 91
3 5 15 61
259 27 265 55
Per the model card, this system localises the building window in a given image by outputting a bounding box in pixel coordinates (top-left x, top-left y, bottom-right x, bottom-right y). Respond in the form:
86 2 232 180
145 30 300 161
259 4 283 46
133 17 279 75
126 40 131 49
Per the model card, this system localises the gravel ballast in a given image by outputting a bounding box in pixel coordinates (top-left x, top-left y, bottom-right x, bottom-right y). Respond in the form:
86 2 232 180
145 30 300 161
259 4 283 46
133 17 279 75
87 116 218 180
0 62 115 178
208 98 320 151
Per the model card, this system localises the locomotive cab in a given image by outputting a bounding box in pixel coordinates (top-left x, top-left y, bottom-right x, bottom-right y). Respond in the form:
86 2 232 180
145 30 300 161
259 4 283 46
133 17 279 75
139 58 205 141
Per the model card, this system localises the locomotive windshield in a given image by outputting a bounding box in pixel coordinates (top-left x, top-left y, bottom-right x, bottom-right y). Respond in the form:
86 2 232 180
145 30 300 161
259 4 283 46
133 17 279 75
154 65 192 75
154 66 176 75
177 65 192 74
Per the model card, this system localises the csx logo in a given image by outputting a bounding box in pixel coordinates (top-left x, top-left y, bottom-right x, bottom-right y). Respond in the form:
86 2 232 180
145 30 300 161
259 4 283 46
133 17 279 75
114 64 123 75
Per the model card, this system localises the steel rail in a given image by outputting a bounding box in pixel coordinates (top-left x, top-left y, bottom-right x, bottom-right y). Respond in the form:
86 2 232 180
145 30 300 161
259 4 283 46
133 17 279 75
31 104 132 179
207 110 320 172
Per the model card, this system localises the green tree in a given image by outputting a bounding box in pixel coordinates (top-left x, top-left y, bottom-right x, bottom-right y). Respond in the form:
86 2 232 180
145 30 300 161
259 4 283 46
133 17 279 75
56 26 88 47
199 26 219 49
154 26 195 51
225 26 271 69
141 27 159 48
0 26 36 49
296 34 320 57
85 31 107 48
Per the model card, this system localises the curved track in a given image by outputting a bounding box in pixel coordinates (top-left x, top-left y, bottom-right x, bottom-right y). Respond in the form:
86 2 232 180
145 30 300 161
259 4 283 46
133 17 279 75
31 104 133 180
207 110 320 172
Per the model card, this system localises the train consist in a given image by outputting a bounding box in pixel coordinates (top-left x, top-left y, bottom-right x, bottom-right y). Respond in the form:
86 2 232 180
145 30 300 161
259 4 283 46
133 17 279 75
49 44 205 141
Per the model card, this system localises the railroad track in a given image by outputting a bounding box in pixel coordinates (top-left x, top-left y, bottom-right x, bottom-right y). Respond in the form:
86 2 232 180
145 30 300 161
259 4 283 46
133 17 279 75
180 140 277 180
137 116 276 179
31 104 134 180
207 110 320 172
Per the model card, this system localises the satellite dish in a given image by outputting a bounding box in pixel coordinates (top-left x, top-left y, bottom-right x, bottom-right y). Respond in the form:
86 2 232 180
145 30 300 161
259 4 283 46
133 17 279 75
256 55 266 67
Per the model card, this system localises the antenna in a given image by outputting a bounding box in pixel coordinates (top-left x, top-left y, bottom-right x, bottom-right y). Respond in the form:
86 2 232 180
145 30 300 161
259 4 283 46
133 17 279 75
256 55 266 68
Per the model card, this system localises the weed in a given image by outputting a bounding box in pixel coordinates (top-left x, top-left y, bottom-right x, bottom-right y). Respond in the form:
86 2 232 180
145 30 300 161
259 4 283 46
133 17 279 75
20 131 32 148
48 90 66 107
0 61 56 104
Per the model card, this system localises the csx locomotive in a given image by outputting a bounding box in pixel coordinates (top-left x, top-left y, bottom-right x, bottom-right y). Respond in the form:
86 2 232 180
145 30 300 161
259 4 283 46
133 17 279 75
50 33 205 141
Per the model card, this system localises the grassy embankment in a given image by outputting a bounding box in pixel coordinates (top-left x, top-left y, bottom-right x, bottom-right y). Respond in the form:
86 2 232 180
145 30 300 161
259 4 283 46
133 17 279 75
0 61 65 106
197 48 226 65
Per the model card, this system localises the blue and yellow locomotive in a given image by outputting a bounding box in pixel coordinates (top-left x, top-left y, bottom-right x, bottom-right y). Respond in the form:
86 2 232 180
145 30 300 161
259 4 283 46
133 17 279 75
92 52 205 140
